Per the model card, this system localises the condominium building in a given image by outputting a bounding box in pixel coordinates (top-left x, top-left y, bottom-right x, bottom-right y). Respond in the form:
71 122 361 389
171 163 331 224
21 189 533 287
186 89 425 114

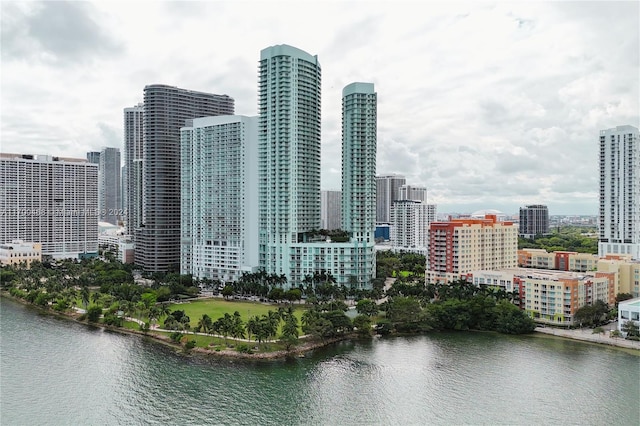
123 103 143 235
0 153 98 259
517 248 599 272
519 204 549 238
98 147 121 225
135 84 234 272
426 214 518 283
86 151 100 164
180 115 259 282
399 184 427 203
321 190 342 230
598 125 639 259
376 174 406 223
390 200 436 252
258 44 322 282
469 267 614 325
597 255 640 297
0 240 42 268
339 82 377 287
521 269 613 325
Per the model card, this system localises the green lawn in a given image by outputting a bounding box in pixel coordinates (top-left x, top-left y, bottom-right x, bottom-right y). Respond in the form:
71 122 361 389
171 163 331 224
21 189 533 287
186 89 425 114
166 298 305 328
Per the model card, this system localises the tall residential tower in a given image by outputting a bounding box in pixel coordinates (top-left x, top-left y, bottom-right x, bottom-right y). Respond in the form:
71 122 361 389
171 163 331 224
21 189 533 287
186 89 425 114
135 85 234 272
376 174 406 223
123 103 143 235
0 153 98 259
258 45 322 279
180 115 259 282
98 147 121 225
519 204 549 238
340 82 377 285
598 125 639 259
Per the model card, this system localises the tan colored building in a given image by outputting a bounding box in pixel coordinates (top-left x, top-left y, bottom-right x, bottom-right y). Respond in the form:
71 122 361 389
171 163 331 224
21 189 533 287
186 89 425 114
597 255 640 298
426 214 518 284
517 249 598 272
0 240 42 268
509 268 612 325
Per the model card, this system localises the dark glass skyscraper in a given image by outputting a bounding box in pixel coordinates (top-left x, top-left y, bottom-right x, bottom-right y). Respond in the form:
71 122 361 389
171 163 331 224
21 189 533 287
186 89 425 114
135 85 234 272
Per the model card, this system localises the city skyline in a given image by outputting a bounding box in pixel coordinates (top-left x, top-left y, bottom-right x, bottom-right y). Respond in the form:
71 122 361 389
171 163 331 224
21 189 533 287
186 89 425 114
1 1 638 215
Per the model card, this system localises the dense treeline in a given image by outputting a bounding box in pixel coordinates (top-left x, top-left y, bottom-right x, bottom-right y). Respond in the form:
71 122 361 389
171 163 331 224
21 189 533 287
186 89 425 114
518 225 598 253
378 279 535 335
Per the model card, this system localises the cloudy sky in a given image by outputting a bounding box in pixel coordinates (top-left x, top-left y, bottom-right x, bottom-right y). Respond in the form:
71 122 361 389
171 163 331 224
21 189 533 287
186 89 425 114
1 1 638 215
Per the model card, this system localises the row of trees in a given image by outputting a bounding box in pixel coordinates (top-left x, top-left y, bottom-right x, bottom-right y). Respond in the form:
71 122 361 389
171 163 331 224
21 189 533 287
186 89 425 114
374 279 536 335
518 225 598 254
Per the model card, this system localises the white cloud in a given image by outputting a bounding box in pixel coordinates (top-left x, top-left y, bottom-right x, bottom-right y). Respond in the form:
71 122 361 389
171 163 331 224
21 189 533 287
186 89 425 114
1 0 638 216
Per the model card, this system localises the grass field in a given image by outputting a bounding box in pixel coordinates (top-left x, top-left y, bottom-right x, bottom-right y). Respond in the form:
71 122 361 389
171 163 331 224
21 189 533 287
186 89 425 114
166 298 305 328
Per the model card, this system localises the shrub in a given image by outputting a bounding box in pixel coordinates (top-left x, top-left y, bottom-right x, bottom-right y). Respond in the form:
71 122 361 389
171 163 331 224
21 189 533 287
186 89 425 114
169 332 184 343
236 344 253 354
86 305 103 323
184 340 196 352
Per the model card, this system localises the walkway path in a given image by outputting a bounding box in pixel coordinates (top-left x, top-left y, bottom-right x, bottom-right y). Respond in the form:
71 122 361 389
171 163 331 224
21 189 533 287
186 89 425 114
124 316 299 344
535 326 640 350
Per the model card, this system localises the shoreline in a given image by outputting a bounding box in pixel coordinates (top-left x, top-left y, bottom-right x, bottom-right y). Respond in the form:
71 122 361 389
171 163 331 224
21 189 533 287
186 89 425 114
3 292 638 357
534 326 640 351
0 292 349 361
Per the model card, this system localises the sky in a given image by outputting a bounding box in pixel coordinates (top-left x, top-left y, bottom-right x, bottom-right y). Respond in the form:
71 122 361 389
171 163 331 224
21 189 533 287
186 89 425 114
1 1 638 216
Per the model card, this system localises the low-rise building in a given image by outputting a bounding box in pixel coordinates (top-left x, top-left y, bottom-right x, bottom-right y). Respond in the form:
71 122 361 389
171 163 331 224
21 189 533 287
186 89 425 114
469 267 614 326
0 240 42 268
617 297 640 336
518 249 598 272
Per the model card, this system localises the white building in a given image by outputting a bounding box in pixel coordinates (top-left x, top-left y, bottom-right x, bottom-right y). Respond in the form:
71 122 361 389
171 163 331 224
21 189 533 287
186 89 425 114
181 115 259 282
390 200 436 254
618 297 640 336
376 174 406 223
399 184 427 203
598 125 639 260
0 153 98 259
123 103 143 235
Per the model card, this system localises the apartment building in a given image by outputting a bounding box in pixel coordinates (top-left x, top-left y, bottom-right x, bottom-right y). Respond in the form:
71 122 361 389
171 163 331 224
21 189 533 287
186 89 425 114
426 214 518 284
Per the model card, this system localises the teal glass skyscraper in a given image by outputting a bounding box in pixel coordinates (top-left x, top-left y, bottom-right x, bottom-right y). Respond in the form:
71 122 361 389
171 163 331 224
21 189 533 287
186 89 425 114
258 45 322 276
341 82 377 285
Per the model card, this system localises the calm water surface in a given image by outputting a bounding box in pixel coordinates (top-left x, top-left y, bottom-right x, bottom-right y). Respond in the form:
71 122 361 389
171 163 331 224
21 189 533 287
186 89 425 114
1 297 638 425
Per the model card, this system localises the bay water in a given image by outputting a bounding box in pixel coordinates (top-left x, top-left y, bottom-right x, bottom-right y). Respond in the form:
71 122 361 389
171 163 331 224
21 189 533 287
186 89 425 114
1 297 638 425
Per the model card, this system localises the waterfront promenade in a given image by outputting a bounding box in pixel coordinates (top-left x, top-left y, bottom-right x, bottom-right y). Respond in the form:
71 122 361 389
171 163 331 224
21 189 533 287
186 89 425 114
535 326 640 350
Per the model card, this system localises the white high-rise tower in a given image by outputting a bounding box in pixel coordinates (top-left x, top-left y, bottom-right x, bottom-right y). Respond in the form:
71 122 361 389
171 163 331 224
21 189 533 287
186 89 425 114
598 125 639 259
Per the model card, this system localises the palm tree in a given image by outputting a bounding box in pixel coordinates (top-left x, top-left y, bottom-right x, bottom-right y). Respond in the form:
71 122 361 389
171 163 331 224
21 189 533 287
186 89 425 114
91 291 102 305
197 314 212 334
80 286 90 310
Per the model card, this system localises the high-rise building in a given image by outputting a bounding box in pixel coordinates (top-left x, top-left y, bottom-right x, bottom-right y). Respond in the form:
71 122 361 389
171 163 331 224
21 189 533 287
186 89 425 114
519 204 549 238
598 125 639 260
98 147 121 225
86 151 100 164
340 82 377 286
390 200 436 252
258 44 322 279
426 214 518 284
0 153 98 259
399 184 427 203
180 115 259 282
376 174 406 223
123 103 143 235
321 190 342 230
135 84 234 272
